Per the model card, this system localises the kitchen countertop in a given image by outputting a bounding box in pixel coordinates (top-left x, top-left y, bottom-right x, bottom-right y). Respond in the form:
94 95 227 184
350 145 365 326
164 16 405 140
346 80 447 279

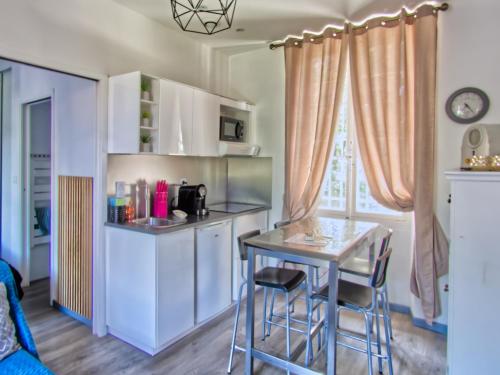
105 206 269 235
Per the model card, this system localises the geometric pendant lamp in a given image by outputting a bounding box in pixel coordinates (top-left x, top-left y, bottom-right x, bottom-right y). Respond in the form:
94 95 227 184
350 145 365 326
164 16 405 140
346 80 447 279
171 0 237 35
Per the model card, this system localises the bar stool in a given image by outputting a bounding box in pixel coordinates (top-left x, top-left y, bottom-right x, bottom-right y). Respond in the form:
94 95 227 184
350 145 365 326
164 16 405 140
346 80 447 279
266 220 323 340
227 230 308 374
340 230 394 339
305 239 394 375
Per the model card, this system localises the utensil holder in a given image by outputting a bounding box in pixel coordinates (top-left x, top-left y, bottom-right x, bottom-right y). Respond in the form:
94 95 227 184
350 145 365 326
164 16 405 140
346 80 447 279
154 191 168 218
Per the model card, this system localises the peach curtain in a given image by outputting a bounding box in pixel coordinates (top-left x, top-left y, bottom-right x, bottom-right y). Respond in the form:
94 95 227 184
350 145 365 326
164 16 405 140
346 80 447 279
349 6 448 322
284 30 348 220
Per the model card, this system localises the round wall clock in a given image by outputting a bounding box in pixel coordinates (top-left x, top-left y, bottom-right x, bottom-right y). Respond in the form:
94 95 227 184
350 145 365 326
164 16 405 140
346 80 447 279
445 87 490 124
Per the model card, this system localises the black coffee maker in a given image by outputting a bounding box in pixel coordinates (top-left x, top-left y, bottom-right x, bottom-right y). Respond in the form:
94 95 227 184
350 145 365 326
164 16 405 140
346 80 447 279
177 184 208 216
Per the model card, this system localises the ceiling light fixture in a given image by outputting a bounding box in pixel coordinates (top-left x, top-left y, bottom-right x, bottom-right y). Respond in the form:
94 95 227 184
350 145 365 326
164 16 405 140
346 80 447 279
171 0 237 35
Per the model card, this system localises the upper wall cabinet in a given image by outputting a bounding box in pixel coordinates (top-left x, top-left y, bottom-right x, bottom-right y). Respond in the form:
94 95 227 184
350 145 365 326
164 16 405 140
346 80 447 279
109 72 160 154
158 80 194 155
192 90 220 157
108 72 250 156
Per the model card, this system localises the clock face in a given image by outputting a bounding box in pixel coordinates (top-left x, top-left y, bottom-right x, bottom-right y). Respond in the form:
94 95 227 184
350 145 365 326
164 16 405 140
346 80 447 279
446 87 489 124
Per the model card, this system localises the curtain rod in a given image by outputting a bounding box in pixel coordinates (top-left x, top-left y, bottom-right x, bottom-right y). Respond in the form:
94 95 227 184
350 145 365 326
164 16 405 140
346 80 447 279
269 2 448 50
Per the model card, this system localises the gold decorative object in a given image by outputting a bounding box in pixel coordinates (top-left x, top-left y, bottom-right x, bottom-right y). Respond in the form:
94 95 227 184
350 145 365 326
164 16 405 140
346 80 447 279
464 155 500 171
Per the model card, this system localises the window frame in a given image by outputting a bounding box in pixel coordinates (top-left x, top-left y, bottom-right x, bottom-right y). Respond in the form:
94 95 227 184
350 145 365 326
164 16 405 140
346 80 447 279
318 84 409 223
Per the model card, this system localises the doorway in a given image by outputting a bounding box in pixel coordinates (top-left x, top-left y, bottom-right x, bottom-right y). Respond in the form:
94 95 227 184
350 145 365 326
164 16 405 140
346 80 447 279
23 99 52 285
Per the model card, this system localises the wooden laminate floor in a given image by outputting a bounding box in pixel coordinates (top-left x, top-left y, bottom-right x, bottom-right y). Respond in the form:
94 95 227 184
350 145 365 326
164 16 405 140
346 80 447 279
22 279 446 374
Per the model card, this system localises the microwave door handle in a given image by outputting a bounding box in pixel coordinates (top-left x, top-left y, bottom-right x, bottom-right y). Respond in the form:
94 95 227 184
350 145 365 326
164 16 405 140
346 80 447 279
235 122 243 139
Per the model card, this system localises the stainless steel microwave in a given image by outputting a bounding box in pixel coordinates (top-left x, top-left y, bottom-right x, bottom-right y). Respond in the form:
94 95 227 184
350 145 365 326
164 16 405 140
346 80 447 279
220 116 245 142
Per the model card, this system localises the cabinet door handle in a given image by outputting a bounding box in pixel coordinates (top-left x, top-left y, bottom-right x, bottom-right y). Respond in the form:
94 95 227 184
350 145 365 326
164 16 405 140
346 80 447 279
198 221 229 231
447 194 452 204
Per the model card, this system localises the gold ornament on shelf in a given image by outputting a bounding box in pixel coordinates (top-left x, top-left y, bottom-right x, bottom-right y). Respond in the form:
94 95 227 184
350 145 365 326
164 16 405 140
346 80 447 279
463 155 500 171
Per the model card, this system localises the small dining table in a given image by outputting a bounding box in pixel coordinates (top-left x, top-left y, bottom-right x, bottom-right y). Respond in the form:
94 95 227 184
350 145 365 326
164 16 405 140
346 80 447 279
244 216 387 375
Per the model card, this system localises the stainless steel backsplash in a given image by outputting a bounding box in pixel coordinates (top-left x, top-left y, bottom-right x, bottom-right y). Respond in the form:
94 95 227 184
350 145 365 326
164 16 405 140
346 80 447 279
107 155 272 207
227 157 272 206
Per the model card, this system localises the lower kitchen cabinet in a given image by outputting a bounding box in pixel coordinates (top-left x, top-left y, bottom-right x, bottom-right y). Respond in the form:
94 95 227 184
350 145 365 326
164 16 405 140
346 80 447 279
106 227 195 355
105 210 268 355
196 220 232 323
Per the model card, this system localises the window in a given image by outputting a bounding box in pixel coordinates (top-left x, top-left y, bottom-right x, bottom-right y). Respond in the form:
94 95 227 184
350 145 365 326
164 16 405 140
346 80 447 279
320 83 400 218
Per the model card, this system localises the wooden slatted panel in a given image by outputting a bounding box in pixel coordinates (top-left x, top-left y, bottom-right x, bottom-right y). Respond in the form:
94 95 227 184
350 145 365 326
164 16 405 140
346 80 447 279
57 176 93 320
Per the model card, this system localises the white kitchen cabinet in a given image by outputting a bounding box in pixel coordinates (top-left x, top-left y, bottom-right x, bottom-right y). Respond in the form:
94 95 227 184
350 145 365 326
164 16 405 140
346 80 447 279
106 227 195 355
192 89 220 156
196 220 232 323
445 171 500 375
108 71 160 154
109 71 141 154
108 71 257 156
157 231 195 347
158 80 194 155
232 211 268 300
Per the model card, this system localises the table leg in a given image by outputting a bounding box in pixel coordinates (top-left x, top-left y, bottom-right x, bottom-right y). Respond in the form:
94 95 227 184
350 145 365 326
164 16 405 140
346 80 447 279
369 242 375 265
368 242 376 334
327 261 339 375
306 265 313 314
245 247 256 374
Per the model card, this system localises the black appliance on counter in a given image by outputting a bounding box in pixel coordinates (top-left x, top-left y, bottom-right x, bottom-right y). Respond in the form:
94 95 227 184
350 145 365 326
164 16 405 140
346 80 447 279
177 184 208 216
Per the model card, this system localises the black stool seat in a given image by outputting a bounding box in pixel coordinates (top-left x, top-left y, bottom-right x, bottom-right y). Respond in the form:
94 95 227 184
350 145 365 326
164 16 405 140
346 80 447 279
311 279 373 310
255 267 306 293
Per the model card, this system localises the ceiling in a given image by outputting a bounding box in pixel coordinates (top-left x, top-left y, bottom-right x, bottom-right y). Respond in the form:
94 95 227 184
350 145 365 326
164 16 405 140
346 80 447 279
114 0 431 48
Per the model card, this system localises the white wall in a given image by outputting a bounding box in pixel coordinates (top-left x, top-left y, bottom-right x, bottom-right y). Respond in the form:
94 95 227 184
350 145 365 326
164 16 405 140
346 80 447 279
435 1 500 238
228 47 286 227
0 60 97 286
0 0 209 88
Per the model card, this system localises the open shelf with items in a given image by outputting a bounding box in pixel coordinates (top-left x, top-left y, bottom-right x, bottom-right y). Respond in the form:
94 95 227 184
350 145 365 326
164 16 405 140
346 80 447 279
139 128 158 154
139 74 159 153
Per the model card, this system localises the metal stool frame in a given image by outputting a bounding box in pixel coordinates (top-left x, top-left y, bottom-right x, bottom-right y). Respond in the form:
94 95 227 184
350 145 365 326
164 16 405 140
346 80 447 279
227 230 308 374
305 242 394 375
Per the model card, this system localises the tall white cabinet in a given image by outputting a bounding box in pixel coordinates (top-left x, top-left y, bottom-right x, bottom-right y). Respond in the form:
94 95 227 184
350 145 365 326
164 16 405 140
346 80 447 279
445 171 500 375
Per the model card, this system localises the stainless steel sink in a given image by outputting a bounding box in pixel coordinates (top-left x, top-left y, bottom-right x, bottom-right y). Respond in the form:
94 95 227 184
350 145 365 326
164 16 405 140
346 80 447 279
131 217 187 228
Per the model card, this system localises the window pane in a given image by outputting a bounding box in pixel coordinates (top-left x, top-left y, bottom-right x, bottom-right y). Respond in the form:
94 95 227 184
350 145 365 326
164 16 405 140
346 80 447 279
355 158 400 216
319 91 349 211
